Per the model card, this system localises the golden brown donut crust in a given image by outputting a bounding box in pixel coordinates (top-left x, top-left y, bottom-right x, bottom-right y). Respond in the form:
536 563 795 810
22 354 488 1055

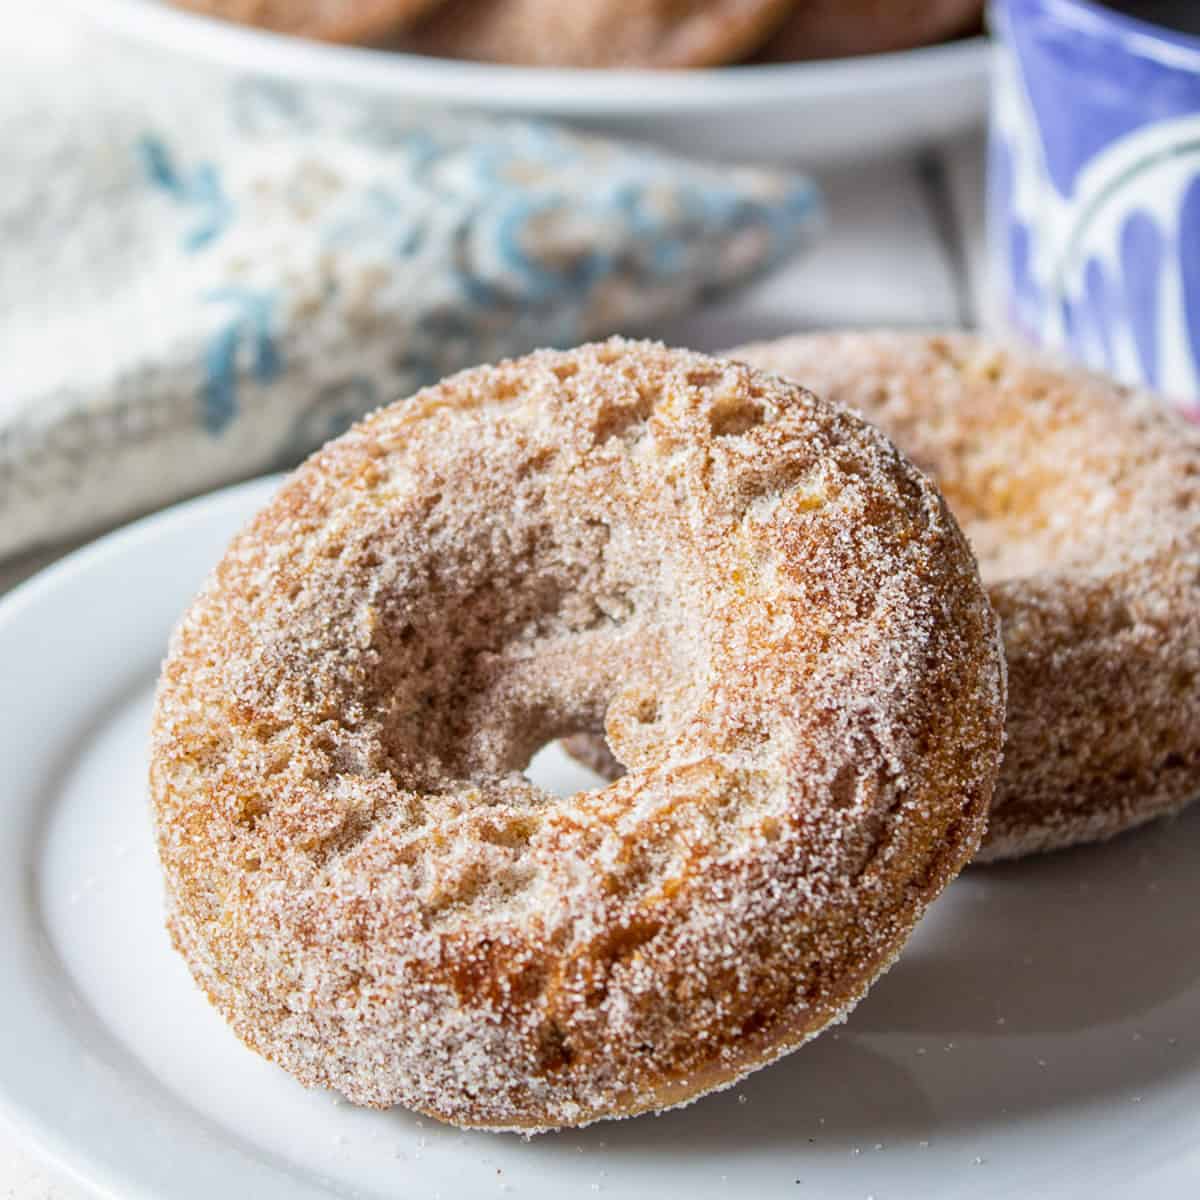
168 0 444 43
150 339 1003 1130
760 0 981 61
399 0 796 68
727 332 1200 861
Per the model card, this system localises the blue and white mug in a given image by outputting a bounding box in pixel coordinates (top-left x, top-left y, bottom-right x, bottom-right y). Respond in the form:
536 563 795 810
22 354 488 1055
989 0 1200 418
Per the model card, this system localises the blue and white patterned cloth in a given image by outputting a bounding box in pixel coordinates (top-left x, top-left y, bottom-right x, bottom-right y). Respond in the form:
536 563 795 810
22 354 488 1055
0 51 821 561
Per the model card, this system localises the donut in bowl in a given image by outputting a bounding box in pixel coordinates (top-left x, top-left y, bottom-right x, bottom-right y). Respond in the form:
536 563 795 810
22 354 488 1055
759 0 982 60
168 0 444 44
398 0 796 67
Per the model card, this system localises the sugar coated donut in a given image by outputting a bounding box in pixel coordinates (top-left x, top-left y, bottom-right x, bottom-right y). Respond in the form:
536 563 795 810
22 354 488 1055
730 332 1200 860
151 339 1004 1130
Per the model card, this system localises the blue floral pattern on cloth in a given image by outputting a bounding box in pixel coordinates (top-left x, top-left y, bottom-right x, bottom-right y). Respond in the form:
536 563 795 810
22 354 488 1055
990 0 1200 416
0 61 821 560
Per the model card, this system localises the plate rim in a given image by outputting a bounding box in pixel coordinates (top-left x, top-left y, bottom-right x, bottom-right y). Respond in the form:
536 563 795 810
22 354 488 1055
0 476 286 1200
0 477 281 639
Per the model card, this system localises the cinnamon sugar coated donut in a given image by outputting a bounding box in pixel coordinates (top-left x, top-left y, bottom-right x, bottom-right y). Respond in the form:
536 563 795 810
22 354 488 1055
150 340 1004 1129
727 332 1200 860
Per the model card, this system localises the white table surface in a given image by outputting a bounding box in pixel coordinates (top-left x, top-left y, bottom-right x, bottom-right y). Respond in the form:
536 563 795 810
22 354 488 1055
0 11 988 1197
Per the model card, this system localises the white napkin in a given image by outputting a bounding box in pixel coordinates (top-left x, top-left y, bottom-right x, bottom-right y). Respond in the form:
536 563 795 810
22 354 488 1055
0 38 822 561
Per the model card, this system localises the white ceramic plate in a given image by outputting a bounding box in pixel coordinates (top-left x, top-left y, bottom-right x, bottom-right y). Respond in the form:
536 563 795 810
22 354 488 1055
60 0 990 162
2 476 1200 1200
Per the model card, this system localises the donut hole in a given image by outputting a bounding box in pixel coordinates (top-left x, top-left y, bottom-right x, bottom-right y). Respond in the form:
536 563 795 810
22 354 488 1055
370 552 682 795
524 735 611 798
355 437 691 792
558 732 627 782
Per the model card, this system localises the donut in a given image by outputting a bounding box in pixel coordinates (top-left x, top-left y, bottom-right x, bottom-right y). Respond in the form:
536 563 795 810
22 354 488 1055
398 0 796 68
168 0 445 44
759 0 982 61
150 339 1004 1129
719 332 1200 861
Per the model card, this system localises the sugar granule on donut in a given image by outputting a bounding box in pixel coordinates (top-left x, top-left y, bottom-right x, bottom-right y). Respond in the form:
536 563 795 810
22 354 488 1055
151 339 1004 1131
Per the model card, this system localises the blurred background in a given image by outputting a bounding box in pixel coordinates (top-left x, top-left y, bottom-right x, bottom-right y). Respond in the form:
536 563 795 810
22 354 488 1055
1 2 991 586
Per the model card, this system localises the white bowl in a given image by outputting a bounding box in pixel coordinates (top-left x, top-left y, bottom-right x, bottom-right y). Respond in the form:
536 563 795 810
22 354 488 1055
61 0 991 162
